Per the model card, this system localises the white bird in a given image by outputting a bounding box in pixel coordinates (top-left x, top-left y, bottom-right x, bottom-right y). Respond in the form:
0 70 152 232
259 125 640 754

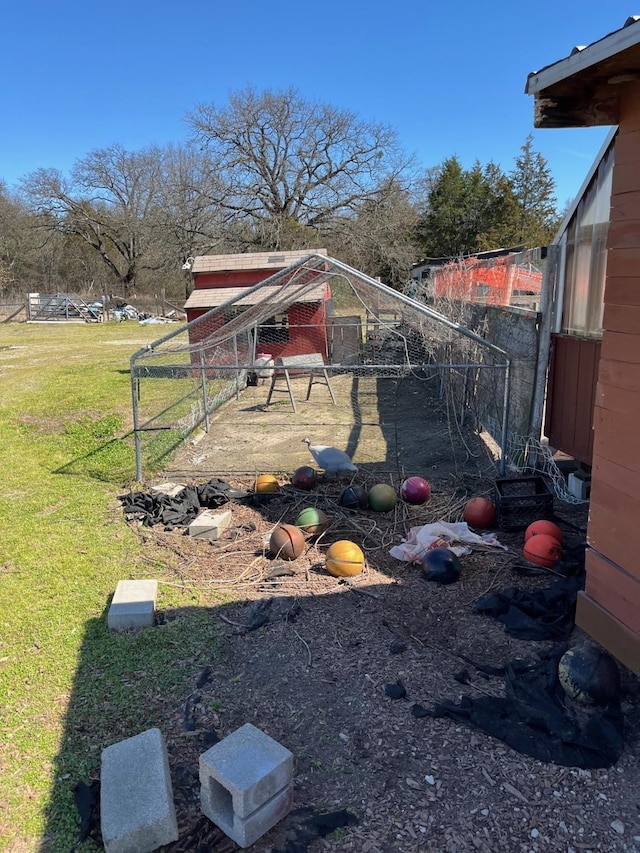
303 437 357 478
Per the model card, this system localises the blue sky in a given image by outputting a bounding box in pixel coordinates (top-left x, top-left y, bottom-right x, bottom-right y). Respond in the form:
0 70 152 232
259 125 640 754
0 2 632 208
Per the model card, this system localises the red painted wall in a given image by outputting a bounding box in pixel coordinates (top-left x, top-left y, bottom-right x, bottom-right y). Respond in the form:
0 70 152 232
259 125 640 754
193 270 272 289
185 275 330 364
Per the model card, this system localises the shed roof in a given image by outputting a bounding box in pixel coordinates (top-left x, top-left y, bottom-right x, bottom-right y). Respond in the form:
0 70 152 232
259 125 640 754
525 16 640 127
184 282 328 310
191 249 327 274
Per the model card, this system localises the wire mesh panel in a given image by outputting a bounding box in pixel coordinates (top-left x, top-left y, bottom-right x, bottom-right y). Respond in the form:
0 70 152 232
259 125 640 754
130 254 512 480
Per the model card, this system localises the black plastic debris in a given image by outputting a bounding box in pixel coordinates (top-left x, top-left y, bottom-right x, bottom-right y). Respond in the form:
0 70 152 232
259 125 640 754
271 807 359 853
242 599 273 631
119 478 251 529
73 779 100 844
385 680 407 700
422 648 624 769
475 572 584 640
183 693 201 731
454 668 471 684
196 666 213 689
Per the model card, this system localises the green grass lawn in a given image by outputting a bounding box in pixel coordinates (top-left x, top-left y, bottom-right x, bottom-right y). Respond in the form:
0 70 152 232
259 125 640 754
0 322 222 851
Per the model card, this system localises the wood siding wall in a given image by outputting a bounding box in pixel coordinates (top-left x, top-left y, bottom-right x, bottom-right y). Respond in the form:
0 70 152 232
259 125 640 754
545 335 600 465
578 82 640 673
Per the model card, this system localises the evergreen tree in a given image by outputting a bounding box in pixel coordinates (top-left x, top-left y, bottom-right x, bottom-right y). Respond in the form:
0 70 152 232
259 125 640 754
509 134 560 247
476 162 521 250
416 158 520 258
416 156 476 257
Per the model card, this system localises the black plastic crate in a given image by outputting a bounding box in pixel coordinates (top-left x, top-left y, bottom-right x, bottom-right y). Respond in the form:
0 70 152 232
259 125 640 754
494 475 554 531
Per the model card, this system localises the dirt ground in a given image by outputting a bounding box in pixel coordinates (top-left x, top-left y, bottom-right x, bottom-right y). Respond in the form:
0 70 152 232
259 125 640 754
134 374 639 853
162 372 498 481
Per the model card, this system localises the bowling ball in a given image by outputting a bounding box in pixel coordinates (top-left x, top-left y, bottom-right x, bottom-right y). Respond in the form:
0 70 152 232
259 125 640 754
269 523 305 560
255 474 280 494
463 497 496 528
338 484 368 510
325 540 365 577
558 645 621 705
295 507 329 536
292 466 317 491
421 547 462 585
400 476 431 505
368 483 397 512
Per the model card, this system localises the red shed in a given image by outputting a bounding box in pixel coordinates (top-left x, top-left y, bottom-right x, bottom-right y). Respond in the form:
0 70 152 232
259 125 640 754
184 249 331 361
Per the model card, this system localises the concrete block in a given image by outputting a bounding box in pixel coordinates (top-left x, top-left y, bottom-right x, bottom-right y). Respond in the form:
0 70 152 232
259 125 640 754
101 728 178 853
568 471 591 500
150 482 186 497
108 580 157 631
200 723 293 848
203 782 293 848
188 509 232 540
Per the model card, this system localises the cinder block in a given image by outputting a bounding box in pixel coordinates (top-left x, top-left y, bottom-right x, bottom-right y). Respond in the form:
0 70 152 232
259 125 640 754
200 723 293 848
101 728 178 853
568 471 591 500
108 580 157 631
188 509 232 540
150 482 186 497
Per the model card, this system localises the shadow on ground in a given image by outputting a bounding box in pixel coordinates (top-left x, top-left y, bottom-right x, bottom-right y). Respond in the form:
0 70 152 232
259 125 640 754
163 372 498 485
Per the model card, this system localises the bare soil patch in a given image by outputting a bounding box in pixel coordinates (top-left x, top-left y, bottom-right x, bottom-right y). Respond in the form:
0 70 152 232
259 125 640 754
131 376 639 853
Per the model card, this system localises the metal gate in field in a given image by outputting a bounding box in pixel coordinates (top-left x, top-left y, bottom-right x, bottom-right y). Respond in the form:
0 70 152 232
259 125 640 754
130 254 512 481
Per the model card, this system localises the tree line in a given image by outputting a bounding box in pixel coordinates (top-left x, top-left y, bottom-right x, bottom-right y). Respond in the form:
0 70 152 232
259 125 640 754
0 86 561 300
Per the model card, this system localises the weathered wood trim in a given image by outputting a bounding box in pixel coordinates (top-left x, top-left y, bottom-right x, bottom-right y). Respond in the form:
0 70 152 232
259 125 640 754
533 93 620 128
526 20 640 95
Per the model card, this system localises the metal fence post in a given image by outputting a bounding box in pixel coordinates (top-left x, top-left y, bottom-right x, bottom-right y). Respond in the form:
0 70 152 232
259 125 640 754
233 334 240 400
499 359 511 476
131 367 143 482
200 349 210 432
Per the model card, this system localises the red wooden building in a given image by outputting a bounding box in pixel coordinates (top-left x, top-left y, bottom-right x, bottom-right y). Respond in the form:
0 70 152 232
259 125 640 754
183 249 331 361
527 16 640 672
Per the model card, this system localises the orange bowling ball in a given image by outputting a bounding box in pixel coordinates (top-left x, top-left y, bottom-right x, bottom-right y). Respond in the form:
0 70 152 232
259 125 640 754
463 497 496 529
255 474 280 493
325 540 365 577
524 519 563 547
523 533 563 569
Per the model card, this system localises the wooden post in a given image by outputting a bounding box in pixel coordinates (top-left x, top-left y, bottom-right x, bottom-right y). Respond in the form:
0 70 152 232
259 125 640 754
528 245 560 441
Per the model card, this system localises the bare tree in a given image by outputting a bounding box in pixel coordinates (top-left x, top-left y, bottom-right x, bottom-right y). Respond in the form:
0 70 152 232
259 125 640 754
22 144 166 295
0 182 60 295
153 144 233 265
329 178 420 288
187 86 413 250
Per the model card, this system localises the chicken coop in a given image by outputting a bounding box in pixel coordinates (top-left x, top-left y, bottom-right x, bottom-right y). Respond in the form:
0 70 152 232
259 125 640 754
184 250 332 362
130 253 514 481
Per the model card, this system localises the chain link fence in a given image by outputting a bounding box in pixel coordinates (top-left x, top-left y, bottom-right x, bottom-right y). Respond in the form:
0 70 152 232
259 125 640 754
129 255 518 481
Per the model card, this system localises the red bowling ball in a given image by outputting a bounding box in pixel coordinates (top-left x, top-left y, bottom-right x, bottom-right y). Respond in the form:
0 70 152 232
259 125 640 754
400 476 431 505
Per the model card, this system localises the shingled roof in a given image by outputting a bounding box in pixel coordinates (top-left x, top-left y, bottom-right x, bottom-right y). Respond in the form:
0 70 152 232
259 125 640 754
191 249 327 275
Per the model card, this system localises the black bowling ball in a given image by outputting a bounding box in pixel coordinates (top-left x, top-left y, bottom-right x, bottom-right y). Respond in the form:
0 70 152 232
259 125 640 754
421 547 461 585
338 484 368 510
558 645 621 705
